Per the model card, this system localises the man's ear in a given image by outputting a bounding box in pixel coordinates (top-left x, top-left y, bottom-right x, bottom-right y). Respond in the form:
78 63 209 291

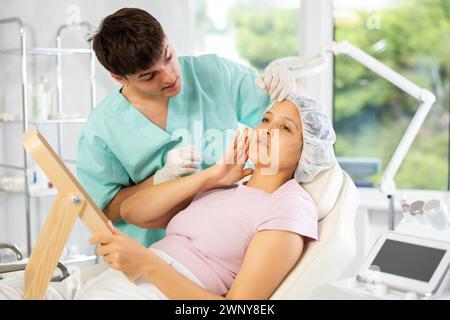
111 73 127 86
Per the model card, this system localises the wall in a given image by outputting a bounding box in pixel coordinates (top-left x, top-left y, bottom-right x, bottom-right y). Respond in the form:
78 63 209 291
0 0 194 259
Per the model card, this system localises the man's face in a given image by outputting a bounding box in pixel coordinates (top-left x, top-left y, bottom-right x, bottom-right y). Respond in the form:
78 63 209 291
114 40 181 98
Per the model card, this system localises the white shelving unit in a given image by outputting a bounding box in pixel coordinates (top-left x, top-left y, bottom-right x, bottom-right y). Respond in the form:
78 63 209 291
0 18 96 257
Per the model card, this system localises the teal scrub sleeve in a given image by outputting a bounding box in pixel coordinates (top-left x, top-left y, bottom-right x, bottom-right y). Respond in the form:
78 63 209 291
76 134 130 209
215 56 270 128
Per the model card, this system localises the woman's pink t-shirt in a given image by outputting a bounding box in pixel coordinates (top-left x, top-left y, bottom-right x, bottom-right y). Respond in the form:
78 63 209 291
150 179 318 296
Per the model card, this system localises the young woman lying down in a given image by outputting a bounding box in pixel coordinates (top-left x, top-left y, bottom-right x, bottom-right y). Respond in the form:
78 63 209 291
0 91 335 300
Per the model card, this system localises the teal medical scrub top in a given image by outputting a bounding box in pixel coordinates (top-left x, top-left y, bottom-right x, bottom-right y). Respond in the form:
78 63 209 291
76 54 270 247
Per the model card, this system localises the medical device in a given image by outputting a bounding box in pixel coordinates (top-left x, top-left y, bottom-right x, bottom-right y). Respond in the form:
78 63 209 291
357 232 450 298
311 230 450 300
274 41 437 230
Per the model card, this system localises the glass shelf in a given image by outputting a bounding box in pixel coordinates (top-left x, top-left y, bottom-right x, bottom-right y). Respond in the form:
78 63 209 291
29 188 57 198
0 164 24 170
1 159 76 174
0 118 87 125
0 19 97 259
0 47 93 56
30 118 87 125
0 187 57 198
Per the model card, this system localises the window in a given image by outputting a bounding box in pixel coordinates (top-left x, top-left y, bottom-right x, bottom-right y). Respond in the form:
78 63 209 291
194 0 301 72
333 0 450 190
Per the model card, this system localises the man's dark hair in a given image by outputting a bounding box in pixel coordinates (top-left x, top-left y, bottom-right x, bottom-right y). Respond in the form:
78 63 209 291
89 8 165 77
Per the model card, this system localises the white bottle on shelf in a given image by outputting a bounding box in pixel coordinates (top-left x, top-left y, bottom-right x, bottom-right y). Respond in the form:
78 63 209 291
31 76 50 120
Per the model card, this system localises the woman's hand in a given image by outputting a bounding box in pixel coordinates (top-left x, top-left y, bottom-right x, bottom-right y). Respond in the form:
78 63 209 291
90 221 159 276
211 128 254 187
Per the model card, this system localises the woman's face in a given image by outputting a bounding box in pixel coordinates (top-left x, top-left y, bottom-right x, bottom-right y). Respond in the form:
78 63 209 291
249 100 303 176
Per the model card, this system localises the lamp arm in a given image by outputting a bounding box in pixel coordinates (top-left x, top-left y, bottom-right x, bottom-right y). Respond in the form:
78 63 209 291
380 99 434 194
327 41 437 196
328 41 430 101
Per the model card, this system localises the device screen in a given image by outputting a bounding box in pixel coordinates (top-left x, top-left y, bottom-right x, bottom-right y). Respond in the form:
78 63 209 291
370 239 446 282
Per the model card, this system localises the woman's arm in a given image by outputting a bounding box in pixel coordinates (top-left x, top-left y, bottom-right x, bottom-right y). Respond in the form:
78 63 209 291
224 230 303 299
120 167 219 228
128 197 194 229
103 175 155 222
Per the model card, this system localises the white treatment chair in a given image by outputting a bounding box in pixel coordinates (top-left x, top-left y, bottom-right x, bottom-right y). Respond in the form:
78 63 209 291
270 161 359 299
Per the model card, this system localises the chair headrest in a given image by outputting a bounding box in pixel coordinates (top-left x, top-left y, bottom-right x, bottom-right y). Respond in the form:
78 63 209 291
300 162 343 220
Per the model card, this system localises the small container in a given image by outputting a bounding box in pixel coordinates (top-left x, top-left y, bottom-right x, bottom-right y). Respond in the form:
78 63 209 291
0 176 25 192
31 76 50 120
399 195 414 222
29 164 49 191
423 199 450 231
409 200 428 224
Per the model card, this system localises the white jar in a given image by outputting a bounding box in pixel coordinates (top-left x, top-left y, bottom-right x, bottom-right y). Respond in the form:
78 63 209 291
423 199 450 231
31 76 50 120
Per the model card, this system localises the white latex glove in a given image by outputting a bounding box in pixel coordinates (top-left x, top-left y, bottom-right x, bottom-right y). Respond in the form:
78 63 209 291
153 145 202 185
255 63 296 102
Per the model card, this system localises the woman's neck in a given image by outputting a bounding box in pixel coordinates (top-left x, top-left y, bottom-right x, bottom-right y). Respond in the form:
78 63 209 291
245 167 292 193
